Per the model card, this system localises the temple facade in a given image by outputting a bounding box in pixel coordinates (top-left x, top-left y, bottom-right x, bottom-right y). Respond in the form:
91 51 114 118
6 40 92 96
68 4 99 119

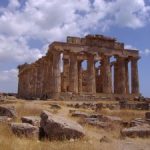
18 35 140 100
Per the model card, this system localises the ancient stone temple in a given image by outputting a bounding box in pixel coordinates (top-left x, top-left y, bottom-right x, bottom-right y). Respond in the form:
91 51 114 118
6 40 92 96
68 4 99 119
18 35 140 100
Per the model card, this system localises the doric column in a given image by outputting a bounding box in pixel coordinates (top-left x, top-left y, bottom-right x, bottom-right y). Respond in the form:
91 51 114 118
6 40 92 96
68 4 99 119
125 59 129 94
78 60 83 93
62 58 69 92
34 65 39 98
69 52 78 93
47 54 53 95
87 54 96 94
42 59 49 98
32 66 37 98
101 55 112 93
131 57 140 94
36 62 44 98
115 56 126 94
52 51 61 98
30 66 34 98
95 67 99 93
114 62 119 94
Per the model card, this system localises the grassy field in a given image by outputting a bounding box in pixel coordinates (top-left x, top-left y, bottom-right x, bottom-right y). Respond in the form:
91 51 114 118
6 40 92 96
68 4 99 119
0 97 149 150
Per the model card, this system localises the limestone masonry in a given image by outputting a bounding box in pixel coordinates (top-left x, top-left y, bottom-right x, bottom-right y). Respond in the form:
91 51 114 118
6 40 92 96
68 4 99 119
18 35 140 100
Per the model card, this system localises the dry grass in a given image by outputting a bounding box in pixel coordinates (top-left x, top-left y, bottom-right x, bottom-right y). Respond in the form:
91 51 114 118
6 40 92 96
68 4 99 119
0 98 149 150
99 108 146 121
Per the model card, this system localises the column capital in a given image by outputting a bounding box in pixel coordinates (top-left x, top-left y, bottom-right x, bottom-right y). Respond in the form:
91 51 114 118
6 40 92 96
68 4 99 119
86 52 95 57
130 56 140 61
52 49 62 55
101 54 111 59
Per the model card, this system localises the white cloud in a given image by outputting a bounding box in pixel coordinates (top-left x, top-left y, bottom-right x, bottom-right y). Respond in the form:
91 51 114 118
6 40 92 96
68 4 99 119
8 0 20 10
111 0 150 28
124 44 138 50
0 35 44 64
0 0 150 92
140 49 150 56
0 69 18 92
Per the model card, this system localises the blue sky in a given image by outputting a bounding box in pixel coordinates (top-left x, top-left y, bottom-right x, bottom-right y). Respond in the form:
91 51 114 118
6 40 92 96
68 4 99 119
0 0 150 97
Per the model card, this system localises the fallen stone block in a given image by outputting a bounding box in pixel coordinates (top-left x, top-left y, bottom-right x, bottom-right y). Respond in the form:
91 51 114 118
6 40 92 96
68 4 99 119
0 106 16 118
21 116 40 127
85 118 110 129
89 114 103 120
11 123 39 138
102 116 122 123
130 118 149 127
40 110 85 140
0 116 12 123
145 112 150 119
121 125 150 138
50 103 61 109
71 111 89 118
100 136 112 143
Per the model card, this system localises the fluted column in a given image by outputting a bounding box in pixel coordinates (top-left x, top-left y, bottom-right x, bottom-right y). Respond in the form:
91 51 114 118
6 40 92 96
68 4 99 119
131 57 140 94
101 55 112 93
125 59 129 94
87 54 96 94
42 59 49 98
48 55 53 95
52 51 61 98
114 62 119 94
116 56 126 94
78 60 83 93
69 52 78 93
32 66 37 98
62 58 69 92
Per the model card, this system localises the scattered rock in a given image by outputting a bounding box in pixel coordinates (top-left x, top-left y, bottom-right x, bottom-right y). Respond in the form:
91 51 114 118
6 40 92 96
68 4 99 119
0 116 12 123
145 112 150 119
121 121 130 127
74 103 80 108
71 111 89 118
85 118 110 129
121 125 150 138
69 109 76 114
102 116 122 123
100 136 111 143
50 103 61 109
119 100 127 109
21 116 40 127
0 106 16 118
11 123 39 138
89 114 103 120
95 103 103 111
130 118 149 127
40 110 85 140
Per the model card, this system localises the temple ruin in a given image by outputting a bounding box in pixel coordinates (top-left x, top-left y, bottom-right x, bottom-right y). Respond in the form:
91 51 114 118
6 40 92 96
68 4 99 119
18 35 140 100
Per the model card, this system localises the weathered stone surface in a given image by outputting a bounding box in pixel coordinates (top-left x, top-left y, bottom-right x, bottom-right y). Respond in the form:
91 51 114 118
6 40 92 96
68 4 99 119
0 116 12 123
18 35 140 100
0 106 16 118
71 111 89 118
145 112 150 119
100 136 112 143
40 110 85 140
50 103 61 109
11 123 39 138
130 118 149 127
121 125 150 138
89 114 103 120
102 116 122 123
21 116 40 127
95 103 103 111
85 118 110 129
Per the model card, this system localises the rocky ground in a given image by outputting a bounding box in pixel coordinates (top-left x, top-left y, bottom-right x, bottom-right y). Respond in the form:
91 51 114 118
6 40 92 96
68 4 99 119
0 96 150 150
